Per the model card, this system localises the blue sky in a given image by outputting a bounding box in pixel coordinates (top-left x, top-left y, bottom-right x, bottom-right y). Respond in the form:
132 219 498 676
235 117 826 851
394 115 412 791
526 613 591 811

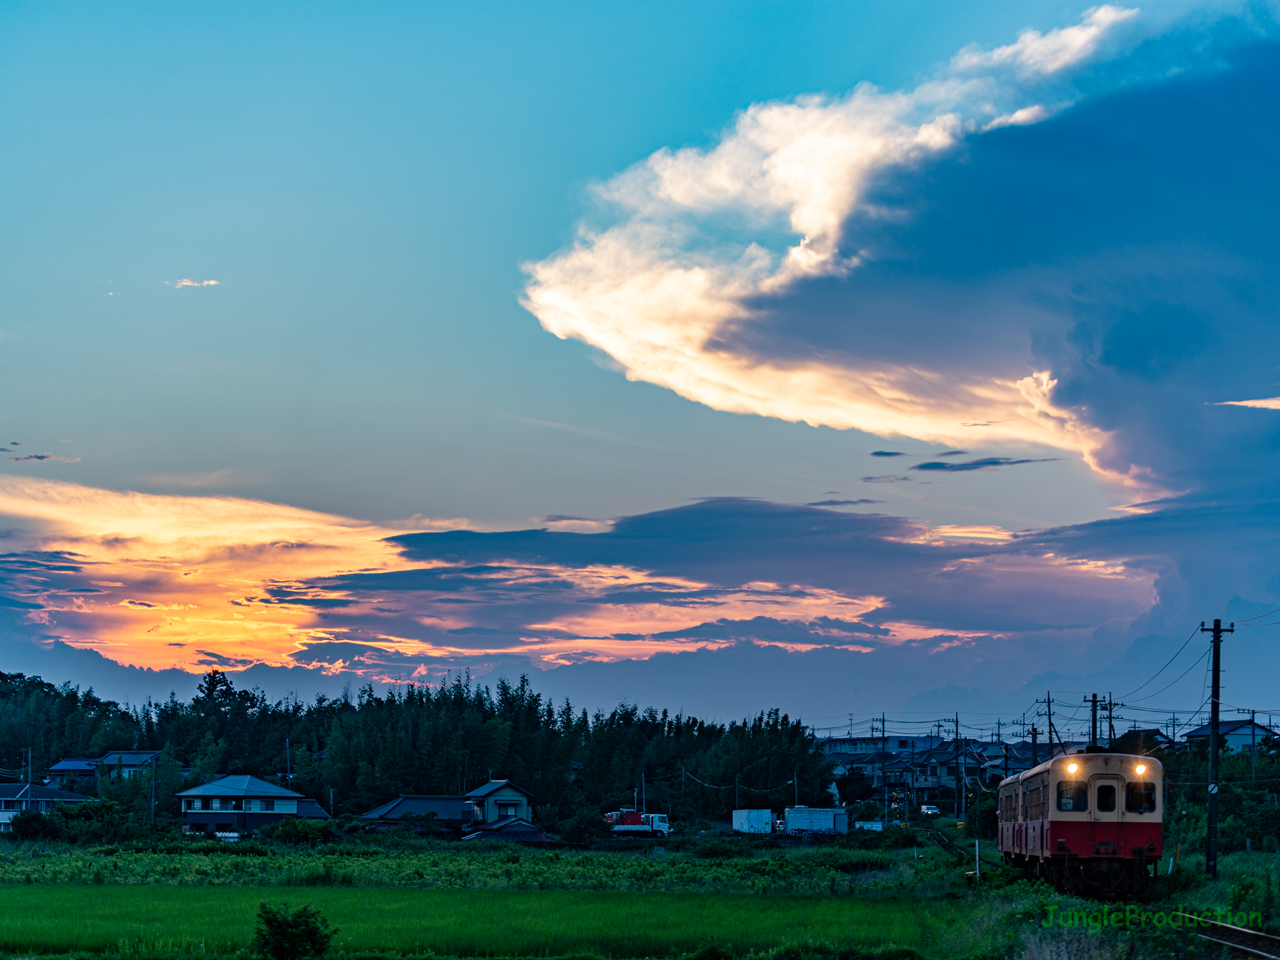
3 1 1280 734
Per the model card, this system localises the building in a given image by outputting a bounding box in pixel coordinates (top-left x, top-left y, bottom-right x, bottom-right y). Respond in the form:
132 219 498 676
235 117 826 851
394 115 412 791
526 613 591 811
97 751 166 781
461 817 552 843
1183 719 1276 753
465 780 533 823
176 775 329 836
360 795 471 834
46 758 98 790
0 784 92 832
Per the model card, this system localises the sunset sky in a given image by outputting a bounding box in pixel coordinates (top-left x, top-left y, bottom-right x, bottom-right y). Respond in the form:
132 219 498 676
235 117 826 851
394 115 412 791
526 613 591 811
3 1 1280 733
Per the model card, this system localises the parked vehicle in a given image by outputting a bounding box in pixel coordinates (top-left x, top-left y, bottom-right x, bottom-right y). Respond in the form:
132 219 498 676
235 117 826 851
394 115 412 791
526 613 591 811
919 804 941 815
782 805 848 835
732 809 773 834
604 810 672 837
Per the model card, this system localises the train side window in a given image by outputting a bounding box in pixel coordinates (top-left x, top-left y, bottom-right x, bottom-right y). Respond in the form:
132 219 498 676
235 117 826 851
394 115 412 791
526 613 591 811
1126 782 1156 813
1057 781 1088 812
1097 784 1116 812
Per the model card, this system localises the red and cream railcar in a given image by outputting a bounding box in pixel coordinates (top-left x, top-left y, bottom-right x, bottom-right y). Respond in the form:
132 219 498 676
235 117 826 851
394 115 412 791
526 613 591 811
997 750 1162 896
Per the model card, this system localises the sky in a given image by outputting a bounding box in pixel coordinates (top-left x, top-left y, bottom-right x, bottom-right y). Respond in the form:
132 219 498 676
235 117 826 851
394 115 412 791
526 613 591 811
3 1 1280 737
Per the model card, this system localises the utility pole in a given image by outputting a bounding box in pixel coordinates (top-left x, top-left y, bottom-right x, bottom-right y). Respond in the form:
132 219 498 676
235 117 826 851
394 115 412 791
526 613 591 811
1087 694 1099 747
1030 726 1039 766
285 738 292 787
330 787 335 816
881 712 888 824
149 756 157 825
735 774 739 811
1107 694 1116 747
1201 618 1234 880
1046 693 1055 757
1239 709 1258 784
953 714 961 819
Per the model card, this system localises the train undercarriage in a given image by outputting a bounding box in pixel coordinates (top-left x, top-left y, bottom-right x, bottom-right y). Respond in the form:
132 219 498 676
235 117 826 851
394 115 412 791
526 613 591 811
1006 852 1153 898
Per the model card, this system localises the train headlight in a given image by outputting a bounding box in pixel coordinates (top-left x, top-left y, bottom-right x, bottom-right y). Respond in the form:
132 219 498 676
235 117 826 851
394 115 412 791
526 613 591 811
1067 762 1078 773
1135 764 1147 775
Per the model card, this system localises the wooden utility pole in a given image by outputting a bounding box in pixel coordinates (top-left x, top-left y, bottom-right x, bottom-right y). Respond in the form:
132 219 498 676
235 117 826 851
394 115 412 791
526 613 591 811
1201 618 1234 879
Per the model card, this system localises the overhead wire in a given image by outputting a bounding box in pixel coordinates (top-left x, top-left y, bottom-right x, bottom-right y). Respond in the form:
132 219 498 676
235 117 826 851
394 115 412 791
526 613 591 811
1117 625 1201 699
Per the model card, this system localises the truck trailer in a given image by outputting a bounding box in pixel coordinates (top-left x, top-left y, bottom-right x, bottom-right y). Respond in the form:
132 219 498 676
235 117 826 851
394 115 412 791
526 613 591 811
732 809 773 834
783 805 848 835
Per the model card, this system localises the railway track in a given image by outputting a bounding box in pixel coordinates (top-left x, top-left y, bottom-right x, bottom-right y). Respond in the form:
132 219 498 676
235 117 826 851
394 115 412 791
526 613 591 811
1176 913 1280 959
924 828 964 858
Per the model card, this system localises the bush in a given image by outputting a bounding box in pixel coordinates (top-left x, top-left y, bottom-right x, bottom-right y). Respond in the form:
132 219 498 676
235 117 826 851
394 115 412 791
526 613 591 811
250 902 335 960
558 807 611 844
9 809 58 841
263 818 339 845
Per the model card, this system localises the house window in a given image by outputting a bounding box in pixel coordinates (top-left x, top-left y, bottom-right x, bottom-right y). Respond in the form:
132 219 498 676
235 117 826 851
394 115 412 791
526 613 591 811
929 765 938 776
497 803 519 819
201 798 211 810
261 799 274 811
184 799 193 811
231 799 243 811
898 740 911 749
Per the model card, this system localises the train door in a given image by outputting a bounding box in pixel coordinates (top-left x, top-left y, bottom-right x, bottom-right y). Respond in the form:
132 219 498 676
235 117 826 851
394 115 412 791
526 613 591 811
1091 776 1123 856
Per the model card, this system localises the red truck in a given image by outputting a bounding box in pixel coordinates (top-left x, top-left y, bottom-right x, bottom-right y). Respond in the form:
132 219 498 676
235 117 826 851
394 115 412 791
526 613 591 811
604 810 672 837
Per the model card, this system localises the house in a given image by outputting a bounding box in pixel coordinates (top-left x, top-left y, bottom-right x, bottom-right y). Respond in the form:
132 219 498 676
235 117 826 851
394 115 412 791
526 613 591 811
1183 719 1276 753
176 775 329 836
98 751 165 780
0 784 91 832
465 780 533 823
461 816 552 843
361 795 471 834
46 758 98 790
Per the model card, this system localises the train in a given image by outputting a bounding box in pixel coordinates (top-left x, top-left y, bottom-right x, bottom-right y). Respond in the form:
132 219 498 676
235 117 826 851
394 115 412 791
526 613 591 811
997 749 1162 896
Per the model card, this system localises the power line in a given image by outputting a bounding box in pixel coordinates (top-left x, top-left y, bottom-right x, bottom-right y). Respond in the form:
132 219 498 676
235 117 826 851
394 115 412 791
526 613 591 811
1117 625 1201 698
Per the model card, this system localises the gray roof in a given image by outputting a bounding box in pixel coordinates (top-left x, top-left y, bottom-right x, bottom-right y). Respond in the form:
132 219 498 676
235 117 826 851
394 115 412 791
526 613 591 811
99 751 163 766
461 816 551 842
48 759 98 773
465 779 533 799
176 775 302 798
297 799 331 819
362 795 469 821
1184 719 1275 740
0 783 91 802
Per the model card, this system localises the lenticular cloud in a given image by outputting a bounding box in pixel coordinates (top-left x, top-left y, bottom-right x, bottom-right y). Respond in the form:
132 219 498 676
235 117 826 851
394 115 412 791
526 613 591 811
521 6 1171 476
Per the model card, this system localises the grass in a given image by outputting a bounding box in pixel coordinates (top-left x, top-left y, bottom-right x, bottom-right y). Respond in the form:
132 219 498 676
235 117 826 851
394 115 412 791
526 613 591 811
0 886 935 959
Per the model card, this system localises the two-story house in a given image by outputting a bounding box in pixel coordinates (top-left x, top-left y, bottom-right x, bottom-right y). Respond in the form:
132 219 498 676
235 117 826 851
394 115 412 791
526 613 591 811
0 784 91 832
176 775 329 836
465 780 533 823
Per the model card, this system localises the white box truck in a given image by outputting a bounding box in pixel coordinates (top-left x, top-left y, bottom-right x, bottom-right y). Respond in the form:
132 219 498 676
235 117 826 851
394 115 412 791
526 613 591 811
732 809 773 834
783 806 848 835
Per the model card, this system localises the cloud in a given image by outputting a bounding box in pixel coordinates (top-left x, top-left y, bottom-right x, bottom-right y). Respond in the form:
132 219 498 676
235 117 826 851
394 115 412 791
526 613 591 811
167 279 219 288
8 454 80 463
517 6 1237 482
860 475 911 483
807 499 881 507
870 451 905 457
1216 397 1280 409
912 457 1058 472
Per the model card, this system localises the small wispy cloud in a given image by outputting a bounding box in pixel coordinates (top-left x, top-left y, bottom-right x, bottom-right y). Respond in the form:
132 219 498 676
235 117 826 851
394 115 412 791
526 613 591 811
167 279 220 288
807 499 882 507
912 457 1056 472
861 475 912 484
9 453 80 463
1217 397 1280 410
870 451 905 458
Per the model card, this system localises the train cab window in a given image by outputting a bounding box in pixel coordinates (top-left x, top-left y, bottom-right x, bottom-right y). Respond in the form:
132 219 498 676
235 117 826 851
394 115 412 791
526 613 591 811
1126 782 1156 813
1057 781 1088 812
1096 784 1117 812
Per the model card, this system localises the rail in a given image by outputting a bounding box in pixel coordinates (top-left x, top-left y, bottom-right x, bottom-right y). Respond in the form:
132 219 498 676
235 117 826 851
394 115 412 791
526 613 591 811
1175 913 1280 960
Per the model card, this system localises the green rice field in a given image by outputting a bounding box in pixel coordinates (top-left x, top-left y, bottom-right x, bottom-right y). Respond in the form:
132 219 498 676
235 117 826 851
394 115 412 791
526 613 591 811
0 887 932 958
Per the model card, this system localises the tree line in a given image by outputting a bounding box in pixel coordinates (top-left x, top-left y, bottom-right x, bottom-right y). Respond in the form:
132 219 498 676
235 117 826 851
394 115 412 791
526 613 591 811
0 670 834 829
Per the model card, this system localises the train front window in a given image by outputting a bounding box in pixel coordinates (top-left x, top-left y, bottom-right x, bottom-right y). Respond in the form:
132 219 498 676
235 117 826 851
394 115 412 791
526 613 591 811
1126 782 1156 813
1096 784 1116 812
1057 781 1088 812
